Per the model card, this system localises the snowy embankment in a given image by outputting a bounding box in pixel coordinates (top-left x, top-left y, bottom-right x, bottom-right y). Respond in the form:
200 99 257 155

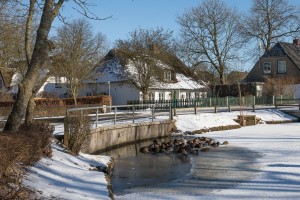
23 108 300 199
23 141 112 200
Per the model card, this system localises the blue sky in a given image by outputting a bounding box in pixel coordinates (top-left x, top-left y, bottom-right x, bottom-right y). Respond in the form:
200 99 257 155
55 0 299 46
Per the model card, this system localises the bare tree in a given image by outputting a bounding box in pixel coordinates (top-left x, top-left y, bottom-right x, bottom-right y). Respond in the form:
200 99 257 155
0 2 26 70
177 0 243 85
4 0 108 132
240 0 300 53
52 18 108 105
115 27 174 100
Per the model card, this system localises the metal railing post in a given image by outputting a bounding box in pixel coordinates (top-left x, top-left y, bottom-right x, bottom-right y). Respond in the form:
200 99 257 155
132 105 135 123
114 106 117 125
152 105 155 122
226 97 228 107
169 105 173 120
64 109 69 147
96 108 98 127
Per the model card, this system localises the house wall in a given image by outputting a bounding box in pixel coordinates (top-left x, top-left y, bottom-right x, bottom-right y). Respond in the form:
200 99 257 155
148 90 207 100
294 84 300 99
246 56 300 82
38 77 68 98
95 82 140 105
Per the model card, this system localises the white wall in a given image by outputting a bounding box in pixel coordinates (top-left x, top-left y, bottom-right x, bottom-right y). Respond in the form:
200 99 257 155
38 77 68 98
96 82 140 105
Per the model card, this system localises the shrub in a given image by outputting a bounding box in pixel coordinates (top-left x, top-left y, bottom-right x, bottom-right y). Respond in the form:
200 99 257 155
64 111 91 155
0 122 54 199
34 98 63 106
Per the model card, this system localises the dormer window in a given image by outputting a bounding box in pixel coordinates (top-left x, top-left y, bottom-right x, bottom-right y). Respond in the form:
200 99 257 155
164 71 172 80
263 62 271 75
55 77 62 88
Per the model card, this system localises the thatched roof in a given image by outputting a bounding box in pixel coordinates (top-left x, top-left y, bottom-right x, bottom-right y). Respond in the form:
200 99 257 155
101 49 198 81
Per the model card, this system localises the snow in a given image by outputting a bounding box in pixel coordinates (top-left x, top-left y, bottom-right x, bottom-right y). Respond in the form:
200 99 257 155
95 55 205 90
23 108 300 199
23 141 112 200
95 59 128 83
151 73 205 90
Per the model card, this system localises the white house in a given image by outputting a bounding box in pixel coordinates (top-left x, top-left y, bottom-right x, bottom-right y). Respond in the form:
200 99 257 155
89 49 207 105
37 76 69 98
36 49 207 105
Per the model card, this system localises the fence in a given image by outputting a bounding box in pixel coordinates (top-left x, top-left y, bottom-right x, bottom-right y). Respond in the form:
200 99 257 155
128 95 286 109
275 98 300 108
66 104 157 127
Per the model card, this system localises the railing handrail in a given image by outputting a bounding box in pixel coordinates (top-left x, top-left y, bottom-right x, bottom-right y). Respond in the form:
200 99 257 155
67 103 156 114
66 103 158 127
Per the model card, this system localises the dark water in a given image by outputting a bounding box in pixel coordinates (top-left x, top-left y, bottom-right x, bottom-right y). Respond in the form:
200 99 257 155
103 139 192 195
102 138 262 197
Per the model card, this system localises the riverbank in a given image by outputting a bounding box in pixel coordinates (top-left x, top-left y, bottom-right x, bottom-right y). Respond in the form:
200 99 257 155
23 108 300 199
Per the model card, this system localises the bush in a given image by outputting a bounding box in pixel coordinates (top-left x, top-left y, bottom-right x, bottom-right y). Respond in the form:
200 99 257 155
64 111 91 155
34 98 63 106
0 122 54 199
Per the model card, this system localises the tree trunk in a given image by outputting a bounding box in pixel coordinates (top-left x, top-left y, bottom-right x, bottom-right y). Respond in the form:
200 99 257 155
25 94 36 126
4 0 57 132
4 83 33 131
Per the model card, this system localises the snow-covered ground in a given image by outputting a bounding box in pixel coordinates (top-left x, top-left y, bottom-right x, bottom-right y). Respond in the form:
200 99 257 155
23 108 300 199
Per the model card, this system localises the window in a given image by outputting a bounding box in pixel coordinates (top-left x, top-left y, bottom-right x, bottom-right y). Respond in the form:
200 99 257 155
55 77 62 88
277 61 286 74
195 92 200 99
86 92 92 96
186 92 191 99
149 92 155 101
263 62 271 74
158 92 164 101
164 71 172 80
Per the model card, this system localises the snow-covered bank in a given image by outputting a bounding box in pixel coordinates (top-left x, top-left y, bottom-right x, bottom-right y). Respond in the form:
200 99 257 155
23 109 300 199
23 141 112 200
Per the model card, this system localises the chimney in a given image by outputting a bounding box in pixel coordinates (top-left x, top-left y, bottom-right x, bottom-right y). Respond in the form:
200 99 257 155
293 39 300 47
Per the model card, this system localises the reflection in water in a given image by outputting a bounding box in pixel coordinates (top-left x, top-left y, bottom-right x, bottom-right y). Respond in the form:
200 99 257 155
103 140 192 195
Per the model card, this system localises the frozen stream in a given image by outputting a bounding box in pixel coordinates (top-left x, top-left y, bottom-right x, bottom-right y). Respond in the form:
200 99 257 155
103 138 262 198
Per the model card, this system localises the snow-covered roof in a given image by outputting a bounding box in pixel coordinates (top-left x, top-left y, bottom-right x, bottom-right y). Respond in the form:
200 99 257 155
95 58 128 83
95 50 206 90
150 73 205 90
